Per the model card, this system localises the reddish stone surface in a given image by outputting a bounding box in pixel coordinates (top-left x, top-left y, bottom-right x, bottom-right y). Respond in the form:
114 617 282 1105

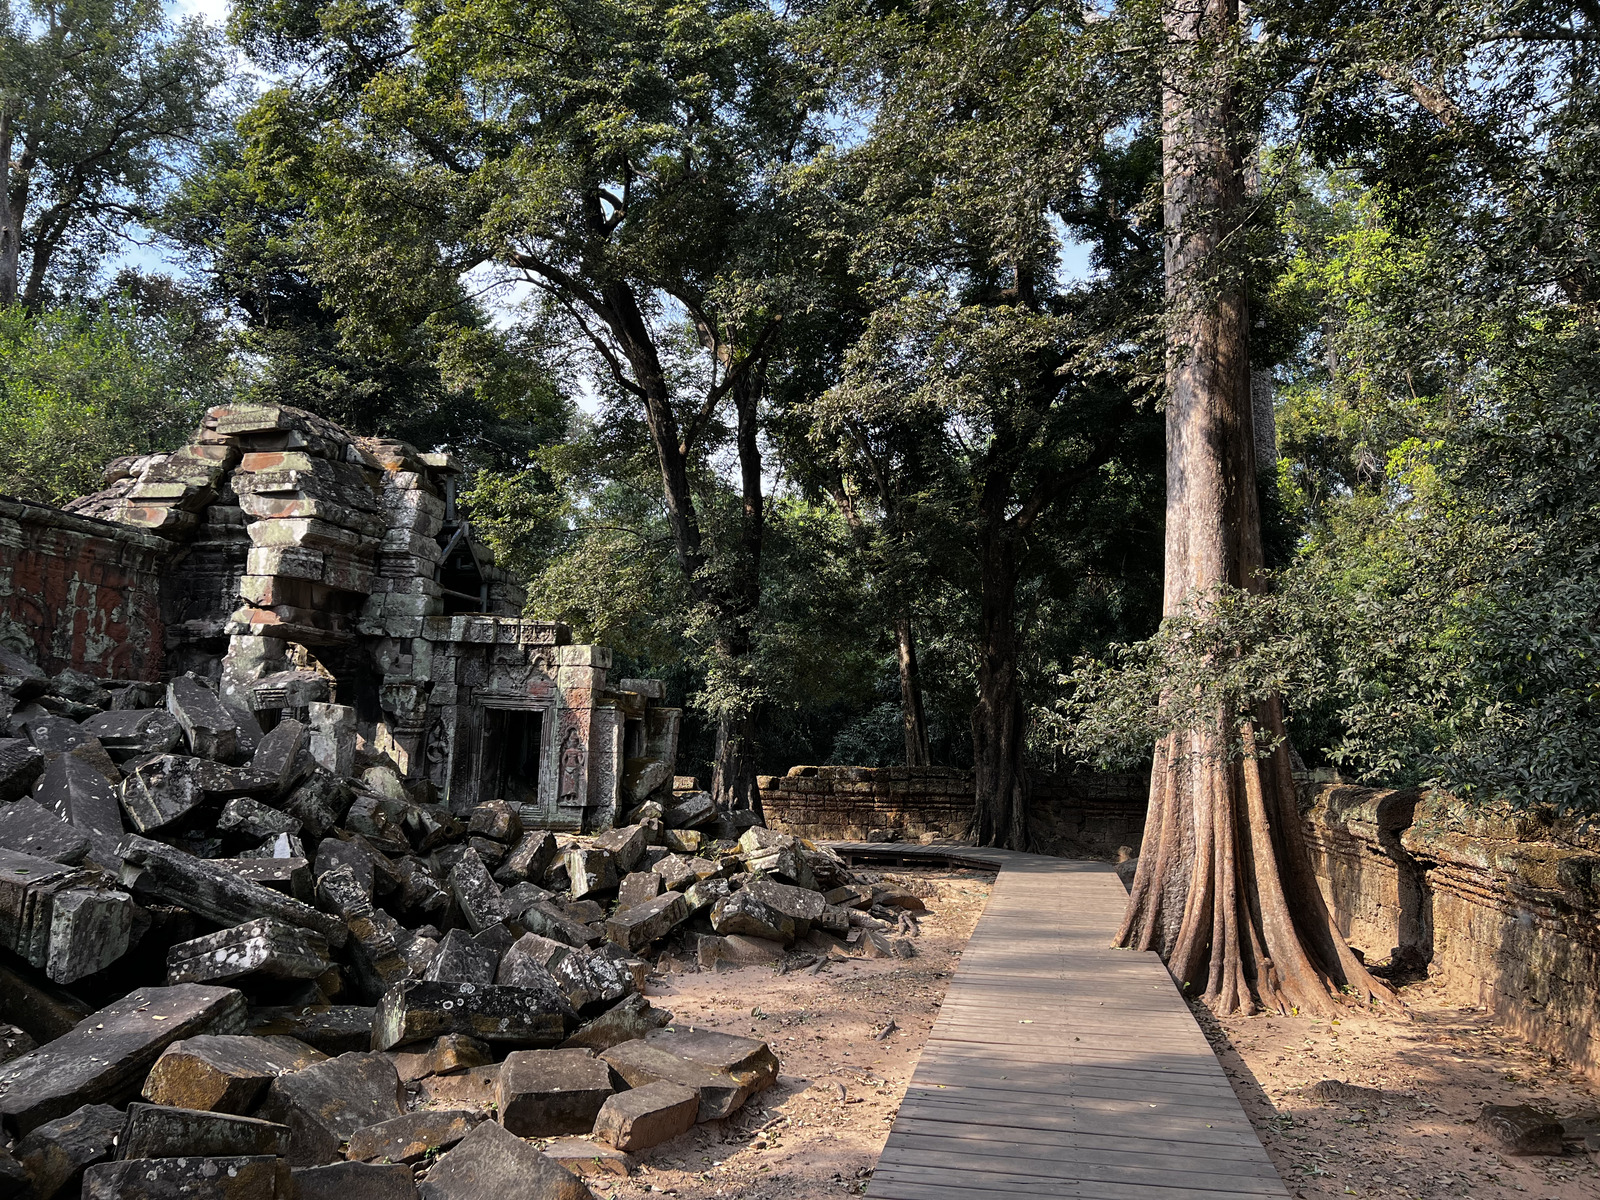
0 497 168 680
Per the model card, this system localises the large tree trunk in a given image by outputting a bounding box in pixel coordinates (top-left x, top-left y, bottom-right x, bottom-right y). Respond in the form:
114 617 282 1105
970 525 1030 850
895 613 932 767
712 706 763 819
0 105 17 308
1118 0 1389 1014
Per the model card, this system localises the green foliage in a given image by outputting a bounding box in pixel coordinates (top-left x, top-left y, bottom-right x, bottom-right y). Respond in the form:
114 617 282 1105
0 300 229 503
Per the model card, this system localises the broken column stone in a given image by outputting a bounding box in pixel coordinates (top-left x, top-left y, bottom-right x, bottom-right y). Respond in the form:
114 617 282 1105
307 703 356 778
120 836 346 948
605 892 688 953
166 919 331 986
415 1120 591 1200
292 1161 417 1200
425 928 497 986
517 900 601 949
591 1080 698 1153
142 1034 327 1113
0 847 133 983
371 980 567 1051
118 1103 290 1159
496 1048 613 1137
248 1007 376 1056
346 1109 481 1164
251 718 308 794
259 1051 405 1166
82 1154 285 1200
0 984 247 1133
218 798 301 842
119 757 277 834
492 830 555 887
313 865 412 1004
167 675 243 763
13 1103 123 1199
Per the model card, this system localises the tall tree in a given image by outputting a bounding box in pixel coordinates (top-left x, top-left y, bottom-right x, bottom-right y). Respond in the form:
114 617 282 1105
1115 0 1387 1012
0 0 226 307
232 0 833 812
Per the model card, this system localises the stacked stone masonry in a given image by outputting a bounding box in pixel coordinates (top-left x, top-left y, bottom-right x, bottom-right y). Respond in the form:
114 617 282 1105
6 402 680 829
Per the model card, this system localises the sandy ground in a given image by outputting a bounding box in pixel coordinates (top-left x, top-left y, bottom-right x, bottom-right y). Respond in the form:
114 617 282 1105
1202 980 1600 1199
579 865 995 1200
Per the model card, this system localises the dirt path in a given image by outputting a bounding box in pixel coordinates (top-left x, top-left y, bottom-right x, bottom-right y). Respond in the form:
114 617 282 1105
1203 979 1600 1199
582 865 994 1200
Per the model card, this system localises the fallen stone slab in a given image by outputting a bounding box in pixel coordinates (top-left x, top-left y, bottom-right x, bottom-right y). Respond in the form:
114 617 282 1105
0 799 91 864
0 739 46 802
13 1102 123 1199
0 984 248 1134
591 825 648 873
119 757 277 834
415 1064 499 1115
248 1007 376 1056
80 710 183 763
447 850 504 934
416 1119 591 1200
166 919 331 986
467 801 521 844
281 775 354 841
371 981 566 1052
168 674 244 763
616 871 664 909
540 1137 632 1179
0 957 91 1043
118 1103 290 1160
142 1034 327 1113
560 995 672 1054
682 877 729 915
259 1051 405 1166
342 794 409 855
1481 1103 1565 1155
492 830 555 887
709 891 795 943
388 1034 492 1083
346 1108 481 1164
82 1154 287 1200
119 836 347 949
292 1161 417 1200
0 848 132 983
591 1079 698 1152
644 1026 779 1094
496 1048 613 1137
663 791 715 829
661 828 701 855
744 876 826 923
33 754 122 839
600 1039 759 1122
517 900 602 949
211 858 313 903
604 891 688 953
251 719 308 795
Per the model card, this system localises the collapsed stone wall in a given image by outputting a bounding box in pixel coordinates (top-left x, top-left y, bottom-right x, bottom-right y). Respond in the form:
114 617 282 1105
0 498 168 681
1303 783 1600 1081
758 765 1148 857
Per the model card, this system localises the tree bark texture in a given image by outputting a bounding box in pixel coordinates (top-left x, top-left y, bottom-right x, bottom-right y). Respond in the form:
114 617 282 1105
895 614 932 767
970 522 1031 850
1117 0 1389 1014
0 104 17 307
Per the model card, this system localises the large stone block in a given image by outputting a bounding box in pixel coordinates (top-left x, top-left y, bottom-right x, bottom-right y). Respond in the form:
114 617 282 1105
709 891 795 944
79 710 182 763
81 1154 286 1199
560 995 672 1054
447 850 504 934
0 738 45 802
291 1161 416 1200
33 754 122 838
415 1120 591 1200
13 1102 123 1199
600 1037 764 1123
259 1052 404 1166
247 1007 376 1056
604 892 688 953
590 1080 697 1152
0 848 132 983
167 675 244 763
491 830 555 887
0 985 247 1134
495 1048 613 1137
142 1034 327 1114
0 799 90 864
345 1109 480 1164
563 848 617 900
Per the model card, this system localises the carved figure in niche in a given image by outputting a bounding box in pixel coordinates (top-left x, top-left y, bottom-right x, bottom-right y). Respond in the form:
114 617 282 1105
425 717 451 790
559 727 584 804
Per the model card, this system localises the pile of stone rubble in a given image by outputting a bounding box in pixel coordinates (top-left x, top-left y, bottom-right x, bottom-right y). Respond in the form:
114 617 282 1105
0 649 926 1198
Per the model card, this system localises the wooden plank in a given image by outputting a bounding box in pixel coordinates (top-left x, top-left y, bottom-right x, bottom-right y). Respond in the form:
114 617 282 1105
840 842 1288 1200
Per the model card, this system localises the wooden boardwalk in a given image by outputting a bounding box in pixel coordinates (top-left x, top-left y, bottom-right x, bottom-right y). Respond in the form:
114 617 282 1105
827 843 1289 1200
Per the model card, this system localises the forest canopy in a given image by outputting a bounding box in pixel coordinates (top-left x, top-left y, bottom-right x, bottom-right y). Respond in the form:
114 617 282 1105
4 0 1599 823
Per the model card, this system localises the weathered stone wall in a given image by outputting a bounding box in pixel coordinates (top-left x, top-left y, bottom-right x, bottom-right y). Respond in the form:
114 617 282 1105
0 496 169 680
1302 782 1600 1080
759 765 1148 858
